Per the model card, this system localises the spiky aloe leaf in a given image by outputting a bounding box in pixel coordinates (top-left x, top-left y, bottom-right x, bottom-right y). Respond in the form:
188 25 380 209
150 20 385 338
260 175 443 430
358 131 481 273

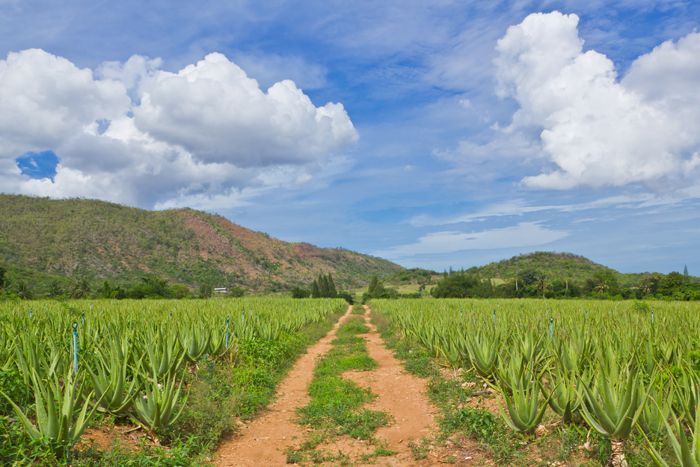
579 365 648 440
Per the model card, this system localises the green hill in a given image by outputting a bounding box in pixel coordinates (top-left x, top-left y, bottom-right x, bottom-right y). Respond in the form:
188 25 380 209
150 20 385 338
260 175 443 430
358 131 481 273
472 251 615 282
0 194 401 294
378 253 618 293
377 252 697 299
470 251 695 286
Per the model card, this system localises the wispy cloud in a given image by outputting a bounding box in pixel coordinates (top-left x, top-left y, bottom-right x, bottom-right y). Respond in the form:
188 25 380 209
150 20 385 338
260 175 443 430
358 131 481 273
407 192 685 227
374 222 568 259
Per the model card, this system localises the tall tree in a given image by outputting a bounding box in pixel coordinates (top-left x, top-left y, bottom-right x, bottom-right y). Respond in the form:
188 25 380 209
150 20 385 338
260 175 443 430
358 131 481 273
311 279 320 298
198 283 213 299
317 275 325 297
291 286 310 299
48 279 64 298
14 280 33 299
366 275 389 298
100 281 114 299
71 278 91 299
318 274 332 297
367 275 381 296
327 274 337 297
684 265 689 278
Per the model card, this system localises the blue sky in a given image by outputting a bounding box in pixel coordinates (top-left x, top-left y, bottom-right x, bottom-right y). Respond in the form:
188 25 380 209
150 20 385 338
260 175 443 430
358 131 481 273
1 1 699 273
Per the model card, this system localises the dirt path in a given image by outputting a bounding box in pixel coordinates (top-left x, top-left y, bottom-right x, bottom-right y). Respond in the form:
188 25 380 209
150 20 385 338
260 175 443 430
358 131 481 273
216 304 480 466
335 305 488 466
215 305 354 467
339 305 440 465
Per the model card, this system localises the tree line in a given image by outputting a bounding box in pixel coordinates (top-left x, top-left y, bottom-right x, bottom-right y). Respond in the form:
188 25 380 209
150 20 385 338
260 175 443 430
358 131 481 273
291 273 354 303
0 265 244 300
429 268 700 300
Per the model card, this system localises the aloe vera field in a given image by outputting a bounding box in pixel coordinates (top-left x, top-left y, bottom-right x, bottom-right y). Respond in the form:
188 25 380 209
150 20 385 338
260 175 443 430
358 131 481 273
1 297 699 466
0 298 348 464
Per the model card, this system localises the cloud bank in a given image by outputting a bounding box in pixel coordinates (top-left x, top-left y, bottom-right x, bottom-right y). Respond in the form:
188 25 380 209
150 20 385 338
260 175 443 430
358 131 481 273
0 49 357 207
495 12 700 190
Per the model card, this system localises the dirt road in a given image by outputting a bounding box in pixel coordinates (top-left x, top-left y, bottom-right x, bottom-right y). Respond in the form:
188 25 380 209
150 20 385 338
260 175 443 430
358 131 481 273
215 304 449 466
215 305 354 466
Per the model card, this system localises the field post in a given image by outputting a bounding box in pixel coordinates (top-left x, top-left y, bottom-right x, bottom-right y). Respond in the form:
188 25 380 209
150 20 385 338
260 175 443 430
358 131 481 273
225 317 231 348
72 322 79 374
549 317 554 338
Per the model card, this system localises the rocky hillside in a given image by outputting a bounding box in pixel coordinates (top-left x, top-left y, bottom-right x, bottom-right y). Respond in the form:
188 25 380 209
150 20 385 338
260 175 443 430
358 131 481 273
0 194 401 292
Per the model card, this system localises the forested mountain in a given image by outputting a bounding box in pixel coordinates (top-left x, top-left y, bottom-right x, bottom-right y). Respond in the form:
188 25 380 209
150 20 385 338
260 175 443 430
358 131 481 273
0 194 401 296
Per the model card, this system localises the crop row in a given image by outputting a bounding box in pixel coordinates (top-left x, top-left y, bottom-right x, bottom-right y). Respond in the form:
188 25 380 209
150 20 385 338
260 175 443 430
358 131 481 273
0 298 346 460
372 299 700 466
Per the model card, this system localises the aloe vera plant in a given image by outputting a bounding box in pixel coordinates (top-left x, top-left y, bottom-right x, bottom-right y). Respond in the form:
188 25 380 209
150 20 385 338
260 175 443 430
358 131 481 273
496 357 525 394
638 383 673 438
180 323 211 362
144 328 185 379
87 338 140 416
515 332 545 366
556 334 590 375
580 368 647 439
648 405 700 466
365 299 700 463
132 372 187 433
579 364 648 466
1 368 98 458
208 325 230 357
498 364 549 434
0 297 346 463
542 369 580 424
13 335 62 385
674 370 700 425
467 329 499 379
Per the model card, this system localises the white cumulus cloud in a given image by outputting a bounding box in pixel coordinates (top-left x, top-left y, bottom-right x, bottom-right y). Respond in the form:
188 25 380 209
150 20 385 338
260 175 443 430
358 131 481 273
133 53 357 167
495 12 700 190
0 49 357 208
0 49 129 155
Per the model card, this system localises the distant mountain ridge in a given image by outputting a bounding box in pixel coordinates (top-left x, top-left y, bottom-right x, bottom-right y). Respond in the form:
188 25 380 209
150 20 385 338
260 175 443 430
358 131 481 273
0 194 401 292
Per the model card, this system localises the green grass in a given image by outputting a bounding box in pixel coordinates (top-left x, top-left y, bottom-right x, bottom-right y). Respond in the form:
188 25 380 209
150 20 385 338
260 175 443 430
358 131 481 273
0 368 57 465
408 438 430 460
297 317 387 438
